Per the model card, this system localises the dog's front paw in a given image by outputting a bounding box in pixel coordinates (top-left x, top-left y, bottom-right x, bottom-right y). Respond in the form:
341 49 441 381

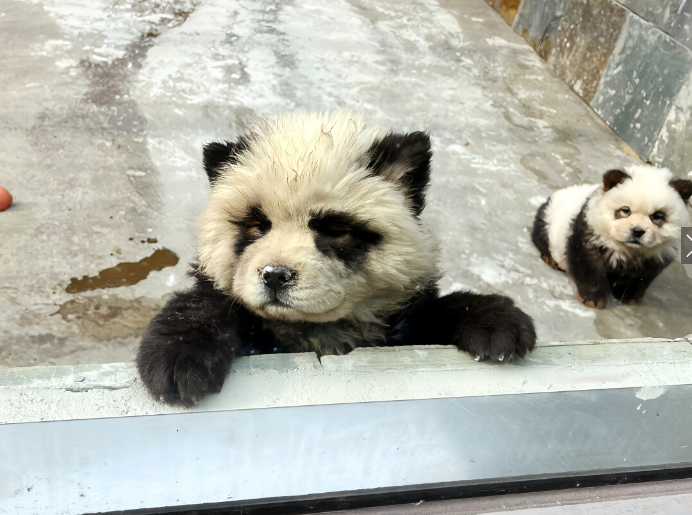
541 254 562 271
453 294 536 362
137 331 232 406
576 292 607 309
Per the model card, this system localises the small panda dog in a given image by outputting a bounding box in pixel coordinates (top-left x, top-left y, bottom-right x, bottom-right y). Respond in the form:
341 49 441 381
137 111 536 405
532 165 692 308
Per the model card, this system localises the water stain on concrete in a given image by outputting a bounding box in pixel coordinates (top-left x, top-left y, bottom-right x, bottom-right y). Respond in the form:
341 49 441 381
66 249 179 293
53 295 164 340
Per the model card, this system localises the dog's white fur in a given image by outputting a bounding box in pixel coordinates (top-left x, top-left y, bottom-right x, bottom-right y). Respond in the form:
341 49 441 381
545 183 599 271
544 165 689 271
197 111 439 326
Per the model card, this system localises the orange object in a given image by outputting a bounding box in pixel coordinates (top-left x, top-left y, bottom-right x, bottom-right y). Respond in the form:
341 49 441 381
0 186 12 211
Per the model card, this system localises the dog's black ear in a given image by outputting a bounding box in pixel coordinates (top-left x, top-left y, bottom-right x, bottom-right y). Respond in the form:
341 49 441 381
603 169 631 192
202 137 250 183
670 178 692 202
365 131 432 216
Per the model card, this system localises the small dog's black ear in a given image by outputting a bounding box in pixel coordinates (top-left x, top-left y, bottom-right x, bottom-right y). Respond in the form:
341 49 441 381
202 137 250 183
603 169 631 192
670 178 692 202
365 131 432 216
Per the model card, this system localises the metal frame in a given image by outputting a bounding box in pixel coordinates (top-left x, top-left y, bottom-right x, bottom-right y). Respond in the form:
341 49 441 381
77 467 692 514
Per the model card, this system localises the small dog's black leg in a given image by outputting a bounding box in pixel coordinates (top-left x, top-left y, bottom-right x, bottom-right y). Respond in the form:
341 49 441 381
567 206 610 308
609 257 671 305
532 198 561 270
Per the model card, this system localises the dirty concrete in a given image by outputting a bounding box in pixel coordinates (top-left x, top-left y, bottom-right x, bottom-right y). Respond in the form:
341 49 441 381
0 0 690 367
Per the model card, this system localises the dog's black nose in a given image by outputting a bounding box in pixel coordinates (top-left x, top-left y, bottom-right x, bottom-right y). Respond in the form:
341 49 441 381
262 265 296 293
631 227 646 239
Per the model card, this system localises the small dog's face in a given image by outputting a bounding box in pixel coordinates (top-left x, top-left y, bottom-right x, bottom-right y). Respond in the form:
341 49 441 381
591 167 692 252
197 112 438 323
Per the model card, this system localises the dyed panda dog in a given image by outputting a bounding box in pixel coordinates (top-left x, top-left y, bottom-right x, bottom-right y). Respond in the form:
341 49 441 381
532 165 692 308
137 111 536 405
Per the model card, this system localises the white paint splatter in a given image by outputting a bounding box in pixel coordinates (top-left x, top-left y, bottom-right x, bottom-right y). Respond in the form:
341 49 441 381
635 386 667 400
468 260 511 286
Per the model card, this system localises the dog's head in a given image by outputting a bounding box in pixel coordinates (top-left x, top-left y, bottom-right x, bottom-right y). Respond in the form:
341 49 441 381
589 165 692 253
197 112 438 323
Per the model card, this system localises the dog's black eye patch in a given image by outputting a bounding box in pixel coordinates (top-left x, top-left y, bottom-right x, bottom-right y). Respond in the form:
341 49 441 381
230 206 271 255
309 210 382 269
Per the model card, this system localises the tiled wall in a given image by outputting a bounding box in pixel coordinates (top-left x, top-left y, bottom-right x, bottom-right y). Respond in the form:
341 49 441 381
486 0 692 178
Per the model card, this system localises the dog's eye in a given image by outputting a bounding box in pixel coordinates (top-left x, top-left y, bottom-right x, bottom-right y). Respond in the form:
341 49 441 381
230 218 271 236
231 219 264 228
230 206 271 233
321 224 350 238
650 212 666 224
616 207 631 218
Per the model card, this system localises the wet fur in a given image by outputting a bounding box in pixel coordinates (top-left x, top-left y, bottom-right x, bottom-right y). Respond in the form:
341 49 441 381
532 165 692 308
137 111 537 405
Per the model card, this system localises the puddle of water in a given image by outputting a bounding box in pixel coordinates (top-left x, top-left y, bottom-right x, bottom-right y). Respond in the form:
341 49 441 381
66 248 179 293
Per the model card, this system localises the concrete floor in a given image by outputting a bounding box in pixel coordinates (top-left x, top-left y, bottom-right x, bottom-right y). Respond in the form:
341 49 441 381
1 0 690 367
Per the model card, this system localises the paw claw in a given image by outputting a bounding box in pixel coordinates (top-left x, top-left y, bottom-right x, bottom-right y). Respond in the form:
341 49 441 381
581 298 606 309
474 355 482 362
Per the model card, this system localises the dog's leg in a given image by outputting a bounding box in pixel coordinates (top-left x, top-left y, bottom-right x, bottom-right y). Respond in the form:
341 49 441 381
610 258 670 305
531 199 560 269
567 207 610 309
387 287 536 362
136 274 243 406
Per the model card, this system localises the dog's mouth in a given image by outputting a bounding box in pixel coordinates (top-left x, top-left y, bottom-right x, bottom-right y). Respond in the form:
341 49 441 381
253 290 345 318
265 297 290 308
257 300 344 322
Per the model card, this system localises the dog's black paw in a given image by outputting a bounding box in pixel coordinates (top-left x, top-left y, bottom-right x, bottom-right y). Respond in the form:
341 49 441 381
137 329 233 406
136 290 237 406
451 293 536 362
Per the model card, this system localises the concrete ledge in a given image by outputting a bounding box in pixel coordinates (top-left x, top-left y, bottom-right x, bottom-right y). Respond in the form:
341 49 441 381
2 337 692 424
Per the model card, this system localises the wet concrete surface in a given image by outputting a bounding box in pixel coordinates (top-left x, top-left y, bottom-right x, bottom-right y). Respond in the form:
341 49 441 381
0 0 690 367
